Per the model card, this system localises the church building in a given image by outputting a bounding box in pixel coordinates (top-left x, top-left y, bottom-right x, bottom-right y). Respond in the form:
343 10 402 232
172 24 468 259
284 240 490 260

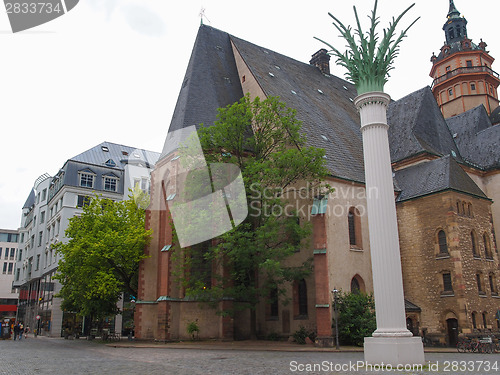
135 0 499 346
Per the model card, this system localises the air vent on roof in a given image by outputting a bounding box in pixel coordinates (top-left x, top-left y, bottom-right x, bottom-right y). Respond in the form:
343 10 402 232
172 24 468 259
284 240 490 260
343 86 348 90
101 146 109 152
321 135 329 141
451 150 457 157
268 72 275 77
291 90 297 95
215 45 223 51
263 50 269 54
349 98 354 102
317 89 324 94
275 65 281 70
453 133 458 138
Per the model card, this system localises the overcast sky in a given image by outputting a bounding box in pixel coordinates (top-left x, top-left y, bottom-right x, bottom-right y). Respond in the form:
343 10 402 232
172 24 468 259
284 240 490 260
1 0 498 229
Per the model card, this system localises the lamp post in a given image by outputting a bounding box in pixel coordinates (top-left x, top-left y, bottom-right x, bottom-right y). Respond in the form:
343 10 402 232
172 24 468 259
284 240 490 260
332 288 339 350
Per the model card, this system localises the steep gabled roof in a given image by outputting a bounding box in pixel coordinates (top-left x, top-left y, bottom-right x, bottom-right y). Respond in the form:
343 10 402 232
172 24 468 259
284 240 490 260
71 141 160 169
395 155 487 202
160 25 243 160
446 105 500 170
22 189 35 209
387 87 462 163
230 35 365 183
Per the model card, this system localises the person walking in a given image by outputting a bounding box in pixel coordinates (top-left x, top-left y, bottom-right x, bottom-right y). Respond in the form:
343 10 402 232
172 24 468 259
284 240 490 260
13 323 18 341
18 323 23 340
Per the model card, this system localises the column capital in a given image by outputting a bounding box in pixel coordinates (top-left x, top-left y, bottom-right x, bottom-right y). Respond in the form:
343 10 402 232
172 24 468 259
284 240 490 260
354 91 391 111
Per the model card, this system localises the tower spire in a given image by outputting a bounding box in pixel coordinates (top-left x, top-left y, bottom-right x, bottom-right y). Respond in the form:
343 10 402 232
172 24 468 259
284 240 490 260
447 0 460 19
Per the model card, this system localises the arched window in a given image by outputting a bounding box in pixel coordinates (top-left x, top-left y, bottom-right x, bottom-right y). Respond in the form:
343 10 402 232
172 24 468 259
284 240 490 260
477 273 485 295
471 231 479 258
350 275 365 294
488 273 497 296
472 312 477 330
351 277 360 293
467 203 473 217
348 207 362 249
482 312 488 330
484 233 493 259
438 230 448 254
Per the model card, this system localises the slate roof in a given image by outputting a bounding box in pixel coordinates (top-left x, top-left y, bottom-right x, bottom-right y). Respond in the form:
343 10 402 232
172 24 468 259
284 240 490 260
22 189 35 209
387 87 462 164
446 105 500 170
404 299 421 312
231 35 364 182
163 25 492 200
160 26 243 159
71 141 160 170
394 155 488 202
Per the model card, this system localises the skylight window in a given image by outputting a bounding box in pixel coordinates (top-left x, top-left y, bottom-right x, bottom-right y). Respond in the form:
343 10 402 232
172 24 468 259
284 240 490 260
349 98 354 102
275 65 281 70
317 89 324 94
268 72 275 77
105 159 116 167
321 135 329 141
122 151 129 156
291 90 297 95
101 146 109 152
343 86 348 90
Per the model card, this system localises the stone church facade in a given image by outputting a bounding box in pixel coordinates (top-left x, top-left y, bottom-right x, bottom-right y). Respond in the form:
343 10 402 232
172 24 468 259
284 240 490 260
135 1 499 346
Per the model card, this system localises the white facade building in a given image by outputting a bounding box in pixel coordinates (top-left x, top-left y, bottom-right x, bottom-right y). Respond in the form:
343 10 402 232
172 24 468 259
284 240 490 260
13 142 159 337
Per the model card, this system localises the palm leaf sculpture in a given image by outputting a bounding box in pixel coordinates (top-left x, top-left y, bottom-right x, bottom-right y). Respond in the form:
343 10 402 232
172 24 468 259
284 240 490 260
315 0 419 95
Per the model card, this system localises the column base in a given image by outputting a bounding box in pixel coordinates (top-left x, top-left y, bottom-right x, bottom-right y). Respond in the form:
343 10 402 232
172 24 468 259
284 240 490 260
315 336 334 347
364 336 425 366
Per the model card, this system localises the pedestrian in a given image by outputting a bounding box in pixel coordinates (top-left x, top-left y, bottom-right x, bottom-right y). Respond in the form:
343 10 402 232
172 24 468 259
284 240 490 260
18 323 23 340
24 326 30 339
13 323 18 340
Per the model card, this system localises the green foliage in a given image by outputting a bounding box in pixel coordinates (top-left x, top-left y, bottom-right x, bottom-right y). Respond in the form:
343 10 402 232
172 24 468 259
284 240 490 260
315 0 419 94
172 95 332 321
292 326 316 345
186 320 200 340
336 291 376 346
53 195 151 319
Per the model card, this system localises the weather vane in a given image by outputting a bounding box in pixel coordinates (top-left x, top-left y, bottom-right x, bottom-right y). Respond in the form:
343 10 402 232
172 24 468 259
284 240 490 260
199 7 211 25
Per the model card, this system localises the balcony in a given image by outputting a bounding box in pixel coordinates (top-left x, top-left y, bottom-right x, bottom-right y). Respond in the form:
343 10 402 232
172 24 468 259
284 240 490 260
431 65 500 89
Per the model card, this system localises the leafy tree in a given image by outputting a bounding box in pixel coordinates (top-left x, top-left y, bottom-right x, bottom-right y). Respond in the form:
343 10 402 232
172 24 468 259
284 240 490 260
336 291 376 346
53 195 151 320
172 95 332 336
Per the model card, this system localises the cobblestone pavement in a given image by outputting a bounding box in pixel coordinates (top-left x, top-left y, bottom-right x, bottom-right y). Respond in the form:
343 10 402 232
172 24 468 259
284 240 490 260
0 336 498 375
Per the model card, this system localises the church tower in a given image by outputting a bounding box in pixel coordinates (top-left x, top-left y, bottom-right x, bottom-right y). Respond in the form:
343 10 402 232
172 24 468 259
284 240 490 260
430 0 500 118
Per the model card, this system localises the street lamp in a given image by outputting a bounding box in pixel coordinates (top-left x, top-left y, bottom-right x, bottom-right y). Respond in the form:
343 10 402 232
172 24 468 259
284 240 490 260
332 288 339 350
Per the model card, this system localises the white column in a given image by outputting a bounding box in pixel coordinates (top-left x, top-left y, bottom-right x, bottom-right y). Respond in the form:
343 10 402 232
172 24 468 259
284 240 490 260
355 91 424 365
